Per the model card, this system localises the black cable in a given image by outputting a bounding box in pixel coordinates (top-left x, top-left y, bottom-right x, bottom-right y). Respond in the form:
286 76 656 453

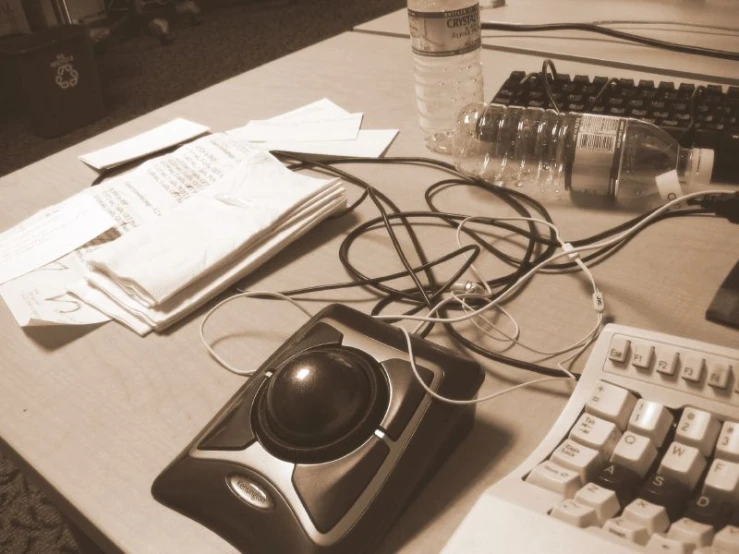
541 59 561 113
481 21 739 61
265 153 722 380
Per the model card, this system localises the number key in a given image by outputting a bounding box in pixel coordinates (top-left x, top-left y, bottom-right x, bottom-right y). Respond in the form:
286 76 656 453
675 408 720 457
716 421 739 462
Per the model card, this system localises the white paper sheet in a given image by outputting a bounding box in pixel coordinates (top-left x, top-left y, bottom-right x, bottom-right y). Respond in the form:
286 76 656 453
227 100 398 157
270 98 350 120
243 129 399 158
0 194 115 286
237 113 363 142
78 118 210 171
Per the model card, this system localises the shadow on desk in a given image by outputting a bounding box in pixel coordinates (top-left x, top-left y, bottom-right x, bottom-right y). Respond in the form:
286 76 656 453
23 323 107 351
376 418 513 554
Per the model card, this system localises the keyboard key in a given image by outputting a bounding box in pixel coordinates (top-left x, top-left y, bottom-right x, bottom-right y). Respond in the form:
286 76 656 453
712 525 739 553
639 473 692 522
629 399 674 447
569 413 621 458
656 350 680 376
716 422 739 462
623 498 670 534
632 343 655 370
585 381 638 430
550 439 602 481
668 518 714 549
549 498 598 528
681 356 706 383
574 483 620 524
526 460 582 497
707 360 734 390
611 431 658 477
703 459 739 501
602 516 650 545
608 337 631 363
660 442 707 490
676 408 721 457
593 463 642 507
684 492 733 529
645 534 694 553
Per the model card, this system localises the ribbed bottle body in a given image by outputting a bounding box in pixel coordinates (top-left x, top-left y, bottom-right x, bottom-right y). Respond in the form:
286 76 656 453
408 0 485 154
453 102 714 204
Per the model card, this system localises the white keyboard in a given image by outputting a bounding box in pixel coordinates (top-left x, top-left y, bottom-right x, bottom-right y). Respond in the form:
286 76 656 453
443 324 739 554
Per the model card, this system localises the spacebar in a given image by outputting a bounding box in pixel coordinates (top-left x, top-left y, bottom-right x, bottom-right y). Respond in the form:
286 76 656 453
442 493 640 554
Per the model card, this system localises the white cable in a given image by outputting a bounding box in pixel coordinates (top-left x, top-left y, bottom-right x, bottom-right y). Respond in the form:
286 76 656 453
374 190 731 327
200 290 314 376
398 326 576 406
201 190 731 403
434 214 602 361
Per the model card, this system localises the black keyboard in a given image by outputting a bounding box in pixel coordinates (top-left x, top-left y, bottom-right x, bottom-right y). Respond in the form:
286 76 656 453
491 71 739 183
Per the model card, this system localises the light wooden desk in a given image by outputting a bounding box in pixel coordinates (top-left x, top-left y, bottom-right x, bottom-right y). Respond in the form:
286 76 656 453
355 0 739 85
0 30 737 554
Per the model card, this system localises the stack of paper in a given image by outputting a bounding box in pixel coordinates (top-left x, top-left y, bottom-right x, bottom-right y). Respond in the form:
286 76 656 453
1 101 383 332
68 148 345 335
1 132 269 329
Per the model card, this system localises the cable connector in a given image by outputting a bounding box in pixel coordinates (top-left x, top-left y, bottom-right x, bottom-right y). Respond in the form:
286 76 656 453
562 242 580 261
592 291 605 313
696 192 739 224
451 281 487 295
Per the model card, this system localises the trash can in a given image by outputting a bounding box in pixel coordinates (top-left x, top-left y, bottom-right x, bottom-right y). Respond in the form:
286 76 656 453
0 24 105 137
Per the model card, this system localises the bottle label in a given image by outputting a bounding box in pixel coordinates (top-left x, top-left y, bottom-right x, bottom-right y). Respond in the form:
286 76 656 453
569 114 626 196
408 5 482 57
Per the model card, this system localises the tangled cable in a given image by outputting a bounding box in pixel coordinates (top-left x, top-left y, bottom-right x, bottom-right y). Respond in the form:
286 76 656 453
199 148 730 406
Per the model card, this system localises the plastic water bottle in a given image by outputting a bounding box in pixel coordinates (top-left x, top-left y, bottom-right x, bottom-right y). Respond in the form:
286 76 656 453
408 0 485 154
453 103 715 205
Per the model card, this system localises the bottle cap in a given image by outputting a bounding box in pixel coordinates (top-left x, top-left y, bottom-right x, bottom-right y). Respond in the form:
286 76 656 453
688 148 714 187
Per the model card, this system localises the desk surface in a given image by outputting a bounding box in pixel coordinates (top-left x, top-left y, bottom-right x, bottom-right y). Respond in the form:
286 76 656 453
1 29 738 554
355 0 739 85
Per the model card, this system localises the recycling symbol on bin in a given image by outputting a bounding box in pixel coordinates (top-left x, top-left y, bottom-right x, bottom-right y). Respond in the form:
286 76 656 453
55 63 79 89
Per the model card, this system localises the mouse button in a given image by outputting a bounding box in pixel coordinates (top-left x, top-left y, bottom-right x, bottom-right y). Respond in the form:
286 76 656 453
292 436 390 533
269 322 343 369
198 375 267 451
379 359 434 441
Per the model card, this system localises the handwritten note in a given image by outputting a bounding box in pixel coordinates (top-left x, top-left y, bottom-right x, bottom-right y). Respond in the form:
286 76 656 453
0 254 109 327
0 194 115 286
